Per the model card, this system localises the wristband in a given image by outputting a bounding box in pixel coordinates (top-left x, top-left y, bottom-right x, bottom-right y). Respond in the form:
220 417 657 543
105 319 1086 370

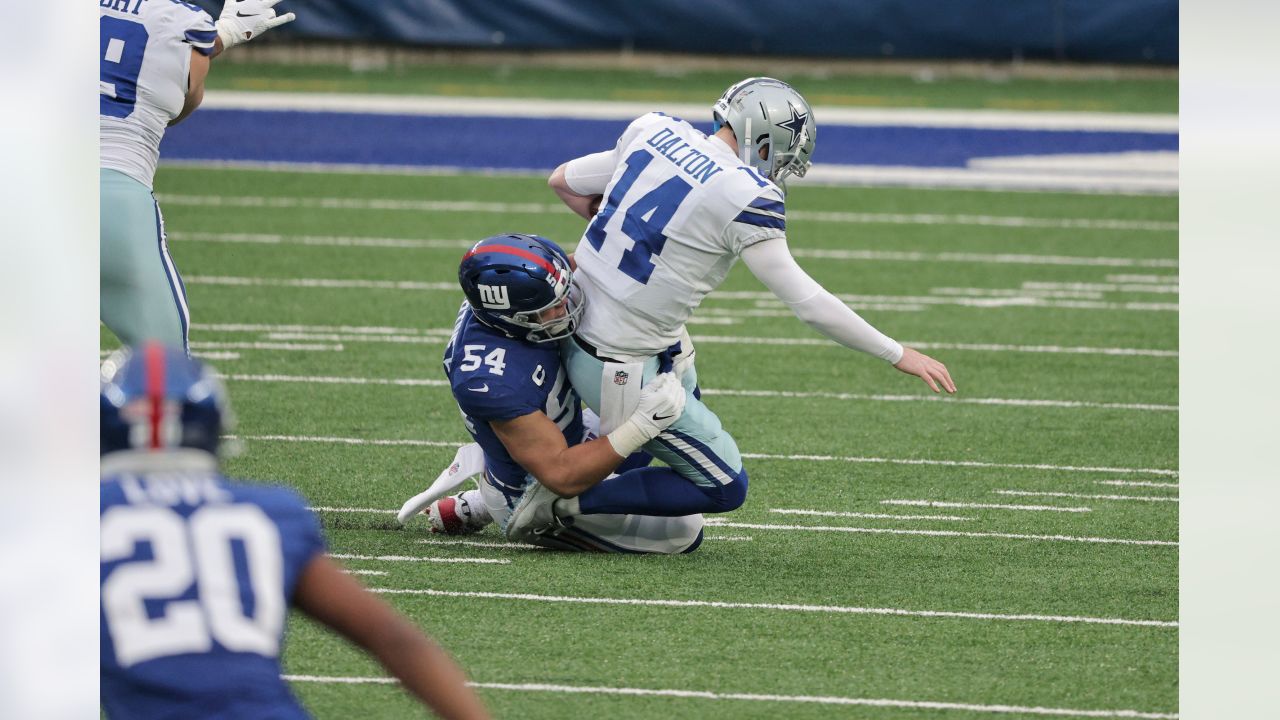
606 419 652 457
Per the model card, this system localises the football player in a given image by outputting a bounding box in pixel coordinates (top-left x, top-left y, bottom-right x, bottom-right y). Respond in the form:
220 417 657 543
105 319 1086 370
100 0 294 354
100 343 490 720
540 77 956 531
411 234 705 553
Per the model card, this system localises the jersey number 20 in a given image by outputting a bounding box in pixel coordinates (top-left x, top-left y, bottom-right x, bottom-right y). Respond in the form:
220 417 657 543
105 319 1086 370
584 149 693 284
101 504 285 667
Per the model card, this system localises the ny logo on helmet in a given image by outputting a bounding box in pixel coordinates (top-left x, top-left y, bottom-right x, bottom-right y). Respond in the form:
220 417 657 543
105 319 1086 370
477 284 510 309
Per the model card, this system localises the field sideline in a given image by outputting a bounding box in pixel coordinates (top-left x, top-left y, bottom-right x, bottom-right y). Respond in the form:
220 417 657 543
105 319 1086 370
103 155 1177 718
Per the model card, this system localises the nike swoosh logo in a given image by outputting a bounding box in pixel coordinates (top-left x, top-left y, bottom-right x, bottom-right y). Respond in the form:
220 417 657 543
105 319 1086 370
652 413 675 421
236 11 256 17
469 384 490 393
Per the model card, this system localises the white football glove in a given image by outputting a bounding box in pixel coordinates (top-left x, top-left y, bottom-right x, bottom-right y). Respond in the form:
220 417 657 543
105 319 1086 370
606 372 687 456
216 0 296 51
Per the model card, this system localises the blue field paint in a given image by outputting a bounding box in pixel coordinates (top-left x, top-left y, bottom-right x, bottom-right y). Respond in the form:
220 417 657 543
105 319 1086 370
161 109 1178 172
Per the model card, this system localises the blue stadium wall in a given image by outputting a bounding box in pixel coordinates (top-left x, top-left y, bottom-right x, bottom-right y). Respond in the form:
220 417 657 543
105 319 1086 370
193 0 1176 64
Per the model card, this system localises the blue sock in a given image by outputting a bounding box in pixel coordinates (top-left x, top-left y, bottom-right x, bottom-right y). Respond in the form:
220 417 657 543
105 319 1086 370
577 466 748 516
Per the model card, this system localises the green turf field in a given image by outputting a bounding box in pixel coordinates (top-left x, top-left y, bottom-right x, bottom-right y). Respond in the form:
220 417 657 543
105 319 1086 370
206 60 1178 114
103 165 1177 718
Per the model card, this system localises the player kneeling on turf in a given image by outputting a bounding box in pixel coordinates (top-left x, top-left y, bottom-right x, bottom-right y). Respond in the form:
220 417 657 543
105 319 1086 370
399 234 706 554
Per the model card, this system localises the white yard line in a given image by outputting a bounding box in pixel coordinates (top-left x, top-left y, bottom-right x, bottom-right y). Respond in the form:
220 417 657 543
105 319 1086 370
282 674 1177 718
200 90 1179 132
169 230 475 249
364 587 1175 627
701 520 1176 547
1105 274 1178 284
1022 281 1178 294
189 340 344 352
231 433 1176 476
166 213 1174 237
692 334 1179 358
343 570 388 577
704 536 754 541
190 320 1178 357
226 373 450 388
228 434 461 448
882 499 1092 513
310 506 393 514
770 509 975 522
330 553 509 565
418 539 540 550
183 273 1177 312
996 490 1178 503
211 371 1176 412
788 247 1177 269
1096 480 1180 489
738 452 1177 477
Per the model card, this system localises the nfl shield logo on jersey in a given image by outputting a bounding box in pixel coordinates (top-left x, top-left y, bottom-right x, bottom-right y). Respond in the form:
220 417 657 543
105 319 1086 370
614 371 630 385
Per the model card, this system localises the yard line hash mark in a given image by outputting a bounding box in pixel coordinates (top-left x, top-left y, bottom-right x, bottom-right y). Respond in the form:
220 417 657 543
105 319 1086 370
363 588 1176 627
996 490 1178 503
282 675 1178 718
882 499 1092 513
702 520 1176 547
330 553 509 565
770 509 975 522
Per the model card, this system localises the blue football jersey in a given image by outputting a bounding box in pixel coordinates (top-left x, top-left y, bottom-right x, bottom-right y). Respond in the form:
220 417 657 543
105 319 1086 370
100 470 326 719
443 304 583 496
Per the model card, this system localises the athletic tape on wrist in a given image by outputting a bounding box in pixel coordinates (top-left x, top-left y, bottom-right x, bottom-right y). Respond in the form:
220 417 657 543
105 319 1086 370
606 419 651 457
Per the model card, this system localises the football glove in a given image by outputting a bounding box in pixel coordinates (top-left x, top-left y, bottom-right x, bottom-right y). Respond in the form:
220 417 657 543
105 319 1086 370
216 0 296 51
606 372 686 456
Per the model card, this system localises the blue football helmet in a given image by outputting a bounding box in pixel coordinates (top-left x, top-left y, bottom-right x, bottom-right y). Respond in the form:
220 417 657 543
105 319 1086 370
458 234 583 343
100 342 232 457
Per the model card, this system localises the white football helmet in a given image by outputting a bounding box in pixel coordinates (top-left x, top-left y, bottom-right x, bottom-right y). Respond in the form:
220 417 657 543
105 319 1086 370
712 77 815 190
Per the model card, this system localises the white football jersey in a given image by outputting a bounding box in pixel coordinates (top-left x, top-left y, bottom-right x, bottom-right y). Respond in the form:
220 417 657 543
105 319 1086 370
100 0 216 188
573 113 787 357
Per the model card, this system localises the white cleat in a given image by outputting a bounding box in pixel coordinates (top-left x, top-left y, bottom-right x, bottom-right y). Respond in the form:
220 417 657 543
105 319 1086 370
503 481 562 542
426 491 492 535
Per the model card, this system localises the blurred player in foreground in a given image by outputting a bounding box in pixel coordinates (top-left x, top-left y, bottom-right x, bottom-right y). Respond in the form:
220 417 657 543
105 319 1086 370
536 77 956 534
100 343 490 719
400 234 704 553
100 0 293 353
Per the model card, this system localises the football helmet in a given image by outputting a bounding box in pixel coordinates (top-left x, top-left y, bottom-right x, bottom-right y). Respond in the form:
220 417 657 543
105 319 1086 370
100 342 232 457
458 234 583 343
711 77 816 189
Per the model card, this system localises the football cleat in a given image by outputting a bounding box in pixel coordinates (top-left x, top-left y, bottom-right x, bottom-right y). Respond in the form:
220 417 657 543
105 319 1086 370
502 481 563 542
426 491 492 535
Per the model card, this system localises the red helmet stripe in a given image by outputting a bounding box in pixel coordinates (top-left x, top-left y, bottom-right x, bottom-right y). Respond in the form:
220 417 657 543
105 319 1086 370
462 243 562 282
144 342 165 450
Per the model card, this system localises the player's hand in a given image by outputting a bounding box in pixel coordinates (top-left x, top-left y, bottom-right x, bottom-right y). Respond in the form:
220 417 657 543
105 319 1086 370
893 347 956 394
216 0 296 50
631 372 687 438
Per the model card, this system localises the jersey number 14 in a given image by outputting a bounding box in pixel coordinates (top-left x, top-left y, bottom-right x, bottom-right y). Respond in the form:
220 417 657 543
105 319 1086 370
584 149 693 285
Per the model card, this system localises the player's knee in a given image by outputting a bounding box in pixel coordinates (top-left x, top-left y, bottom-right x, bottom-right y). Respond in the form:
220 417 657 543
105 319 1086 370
711 468 748 512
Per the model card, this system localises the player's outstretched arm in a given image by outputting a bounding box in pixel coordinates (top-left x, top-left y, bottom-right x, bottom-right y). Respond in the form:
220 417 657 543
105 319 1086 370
294 555 491 720
741 238 957 394
548 164 603 220
491 373 686 496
